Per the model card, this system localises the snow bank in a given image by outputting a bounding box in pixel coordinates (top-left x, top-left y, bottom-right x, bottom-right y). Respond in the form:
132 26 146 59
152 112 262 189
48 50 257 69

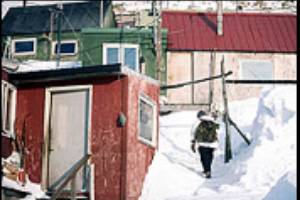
262 168 296 200
139 85 296 200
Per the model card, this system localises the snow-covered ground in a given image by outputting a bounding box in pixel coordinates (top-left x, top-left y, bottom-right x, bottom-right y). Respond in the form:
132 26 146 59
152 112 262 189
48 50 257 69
140 85 296 200
2 176 48 199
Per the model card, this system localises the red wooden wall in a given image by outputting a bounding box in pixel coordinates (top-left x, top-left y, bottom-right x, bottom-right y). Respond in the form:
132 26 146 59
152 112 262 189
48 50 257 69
91 77 127 200
15 87 45 183
125 75 160 200
5 73 159 200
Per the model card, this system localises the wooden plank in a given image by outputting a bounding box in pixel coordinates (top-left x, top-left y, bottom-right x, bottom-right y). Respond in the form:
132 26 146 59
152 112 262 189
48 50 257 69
208 51 216 111
228 116 251 145
221 56 232 163
160 71 233 90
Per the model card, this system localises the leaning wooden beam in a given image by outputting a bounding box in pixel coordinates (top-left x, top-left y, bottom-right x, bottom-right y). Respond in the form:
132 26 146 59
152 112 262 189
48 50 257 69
160 71 233 90
50 154 91 200
228 116 251 145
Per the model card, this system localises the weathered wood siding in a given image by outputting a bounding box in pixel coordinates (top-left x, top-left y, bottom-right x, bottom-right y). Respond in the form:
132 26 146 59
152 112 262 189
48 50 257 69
91 77 125 200
125 74 159 200
166 51 296 105
15 87 45 183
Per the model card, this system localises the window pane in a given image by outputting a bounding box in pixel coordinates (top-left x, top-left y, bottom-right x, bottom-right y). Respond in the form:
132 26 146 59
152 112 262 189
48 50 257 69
55 43 76 54
241 61 273 80
124 48 137 70
139 99 154 143
15 41 34 53
107 48 119 64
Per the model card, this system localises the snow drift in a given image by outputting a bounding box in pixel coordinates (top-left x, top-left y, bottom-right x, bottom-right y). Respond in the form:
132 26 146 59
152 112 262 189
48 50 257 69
139 85 296 200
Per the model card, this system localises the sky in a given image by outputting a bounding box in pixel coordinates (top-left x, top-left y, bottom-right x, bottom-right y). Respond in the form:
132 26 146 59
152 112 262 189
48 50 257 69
2 1 296 19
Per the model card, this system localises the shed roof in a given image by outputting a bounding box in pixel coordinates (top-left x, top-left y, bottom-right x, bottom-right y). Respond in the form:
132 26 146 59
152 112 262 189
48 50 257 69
5 64 123 86
2 1 111 36
162 11 296 53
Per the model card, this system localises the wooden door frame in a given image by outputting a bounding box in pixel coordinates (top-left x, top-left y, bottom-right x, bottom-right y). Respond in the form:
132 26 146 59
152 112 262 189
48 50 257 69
41 85 93 191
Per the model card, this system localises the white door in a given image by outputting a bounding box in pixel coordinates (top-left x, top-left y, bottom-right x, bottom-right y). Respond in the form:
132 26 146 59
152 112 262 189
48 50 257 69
48 89 89 190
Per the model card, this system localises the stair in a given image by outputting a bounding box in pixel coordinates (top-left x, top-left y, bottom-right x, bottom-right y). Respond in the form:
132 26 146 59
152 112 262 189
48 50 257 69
37 191 89 200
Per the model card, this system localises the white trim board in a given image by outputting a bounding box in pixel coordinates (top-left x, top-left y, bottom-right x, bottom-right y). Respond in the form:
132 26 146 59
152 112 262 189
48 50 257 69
41 84 93 191
11 37 37 56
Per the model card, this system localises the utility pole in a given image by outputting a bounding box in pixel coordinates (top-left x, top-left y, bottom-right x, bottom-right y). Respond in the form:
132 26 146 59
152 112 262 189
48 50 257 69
153 0 163 82
56 4 63 68
209 51 216 112
221 56 232 163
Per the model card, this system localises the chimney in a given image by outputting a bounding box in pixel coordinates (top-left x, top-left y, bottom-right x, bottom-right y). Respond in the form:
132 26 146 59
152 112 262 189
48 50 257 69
217 1 223 36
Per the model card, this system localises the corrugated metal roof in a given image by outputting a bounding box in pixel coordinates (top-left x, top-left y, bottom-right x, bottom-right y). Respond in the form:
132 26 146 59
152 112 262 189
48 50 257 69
2 1 111 35
162 11 296 53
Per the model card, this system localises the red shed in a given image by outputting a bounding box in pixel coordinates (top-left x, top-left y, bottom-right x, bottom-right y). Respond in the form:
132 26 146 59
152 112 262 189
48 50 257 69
2 64 159 200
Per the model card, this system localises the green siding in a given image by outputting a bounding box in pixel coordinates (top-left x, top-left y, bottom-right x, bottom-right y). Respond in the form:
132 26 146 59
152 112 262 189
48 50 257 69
80 28 168 82
9 33 79 61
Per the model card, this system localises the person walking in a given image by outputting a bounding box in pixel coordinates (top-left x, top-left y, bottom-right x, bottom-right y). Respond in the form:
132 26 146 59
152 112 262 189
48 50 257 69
191 110 219 178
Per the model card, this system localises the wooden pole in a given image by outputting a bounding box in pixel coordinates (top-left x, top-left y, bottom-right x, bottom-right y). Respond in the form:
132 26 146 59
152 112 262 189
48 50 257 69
209 51 216 112
160 71 232 90
154 0 162 82
221 56 232 163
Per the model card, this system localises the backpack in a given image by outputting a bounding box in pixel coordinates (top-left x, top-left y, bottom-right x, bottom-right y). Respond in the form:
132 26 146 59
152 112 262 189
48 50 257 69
194 121 219 143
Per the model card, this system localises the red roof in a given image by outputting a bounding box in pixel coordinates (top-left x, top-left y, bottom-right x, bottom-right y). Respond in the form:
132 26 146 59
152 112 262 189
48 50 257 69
162 11 296 52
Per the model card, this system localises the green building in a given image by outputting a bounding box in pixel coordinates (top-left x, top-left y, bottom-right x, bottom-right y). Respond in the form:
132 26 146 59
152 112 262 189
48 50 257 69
2 1 116 62
2 1 168 82
80 28 168 81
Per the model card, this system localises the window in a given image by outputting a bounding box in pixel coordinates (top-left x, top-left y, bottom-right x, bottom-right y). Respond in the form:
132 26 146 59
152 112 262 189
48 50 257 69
52 40 78 55
12 38 36 55
103 43 139 71
240 60 274 80
138 95 157 147
2 81 16 137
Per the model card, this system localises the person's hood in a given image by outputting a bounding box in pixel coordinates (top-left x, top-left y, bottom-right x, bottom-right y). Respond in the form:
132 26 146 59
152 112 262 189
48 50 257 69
199 115 216 123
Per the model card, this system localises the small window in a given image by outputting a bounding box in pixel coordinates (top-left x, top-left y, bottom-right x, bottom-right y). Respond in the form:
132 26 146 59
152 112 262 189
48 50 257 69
107 48 119 64
124 47 137 70
2 81 16 137
138 95 157 147
12 38 36 55
52 40 78 55
103 43 139 71
240 60 273 80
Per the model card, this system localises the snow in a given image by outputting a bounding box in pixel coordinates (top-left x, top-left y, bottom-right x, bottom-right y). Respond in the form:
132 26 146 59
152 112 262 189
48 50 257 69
16 60 82 72
2 176 49 199
139 85 296 200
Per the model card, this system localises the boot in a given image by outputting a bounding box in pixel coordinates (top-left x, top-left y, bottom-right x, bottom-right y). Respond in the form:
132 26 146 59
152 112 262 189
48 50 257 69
205 171 211 178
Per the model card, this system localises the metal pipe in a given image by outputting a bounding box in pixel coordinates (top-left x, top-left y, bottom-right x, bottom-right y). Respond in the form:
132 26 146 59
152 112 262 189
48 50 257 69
100 1 104 28
56 4 63 68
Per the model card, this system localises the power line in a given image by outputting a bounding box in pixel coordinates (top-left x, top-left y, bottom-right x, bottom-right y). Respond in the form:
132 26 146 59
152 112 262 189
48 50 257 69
61 12 96 65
